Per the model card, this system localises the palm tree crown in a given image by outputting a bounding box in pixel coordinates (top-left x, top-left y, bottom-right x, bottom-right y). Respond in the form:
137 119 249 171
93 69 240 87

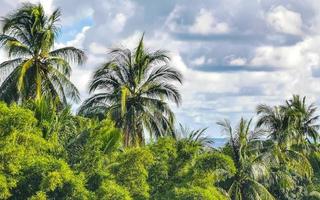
79 35 182 146
256 95 319 145
0 3 86 105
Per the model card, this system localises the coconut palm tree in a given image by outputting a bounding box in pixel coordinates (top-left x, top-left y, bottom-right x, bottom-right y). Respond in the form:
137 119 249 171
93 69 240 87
256 104 293 146
256 95 319 145
256 96 315 199
217 118 275 200
0 3 85 105
285 95 319 144
79 35 182 146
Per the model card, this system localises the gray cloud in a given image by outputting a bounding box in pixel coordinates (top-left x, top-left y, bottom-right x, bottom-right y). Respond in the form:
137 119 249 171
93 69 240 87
193 65 282 73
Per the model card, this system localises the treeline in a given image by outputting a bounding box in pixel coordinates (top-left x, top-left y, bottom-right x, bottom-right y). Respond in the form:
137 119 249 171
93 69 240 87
0 3 320 200
0 96 320 199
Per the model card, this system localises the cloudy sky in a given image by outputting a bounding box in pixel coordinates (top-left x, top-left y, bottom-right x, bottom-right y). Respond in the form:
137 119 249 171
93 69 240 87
1 0 320 137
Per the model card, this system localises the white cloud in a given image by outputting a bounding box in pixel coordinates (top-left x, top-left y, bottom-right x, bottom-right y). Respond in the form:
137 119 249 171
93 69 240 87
250 35 320 97
229 57 247 66
66 26 91 48
164 6 183 32
89 42 108 55
251 37 320 69
266 6 303 35
55 26 90 49
120 31 144 49
110 13 127 33
191 56 206 66
189 9 230 35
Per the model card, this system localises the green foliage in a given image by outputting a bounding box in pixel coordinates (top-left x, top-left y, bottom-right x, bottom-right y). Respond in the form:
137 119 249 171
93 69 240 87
148 137 178 199
11 156 89 199
0 102 38 136
95 181 132 200
110 148 154 200
72 119 122 173
0 102 89 199
0 93 320 200
175 186 227 200
29 191 47 200
148 137 235 200
0 174 10 199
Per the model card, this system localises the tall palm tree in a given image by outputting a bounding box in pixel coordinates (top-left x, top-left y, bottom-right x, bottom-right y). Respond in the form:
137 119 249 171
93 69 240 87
0 3 85 105
217 118 275 200
79 35 182 146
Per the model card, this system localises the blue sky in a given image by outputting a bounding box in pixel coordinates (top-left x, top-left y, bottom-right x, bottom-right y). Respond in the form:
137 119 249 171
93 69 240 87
1 0 320 137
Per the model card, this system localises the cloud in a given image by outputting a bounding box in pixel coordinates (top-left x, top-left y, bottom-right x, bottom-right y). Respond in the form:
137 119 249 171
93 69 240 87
111 13 127 33
251 37 320 69
2 0 320 137
266 6 303 35
189 9 230 35
228 57 247 65
63 26 90 48
191 56 206 66
89 43 108 55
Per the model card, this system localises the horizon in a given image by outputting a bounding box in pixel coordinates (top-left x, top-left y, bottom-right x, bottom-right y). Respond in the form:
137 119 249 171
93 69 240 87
1 0 320 137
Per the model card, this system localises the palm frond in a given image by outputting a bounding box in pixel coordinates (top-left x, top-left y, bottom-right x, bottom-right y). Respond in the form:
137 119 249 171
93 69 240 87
50 47 86 65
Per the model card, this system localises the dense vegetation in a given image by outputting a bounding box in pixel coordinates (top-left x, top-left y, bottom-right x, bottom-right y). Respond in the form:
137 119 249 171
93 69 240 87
0 3 320 200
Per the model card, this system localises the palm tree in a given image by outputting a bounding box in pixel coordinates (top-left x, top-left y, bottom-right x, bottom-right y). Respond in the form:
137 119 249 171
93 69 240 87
217 118 275 200
256 96 315 199
285 95 319 144
79 35 182 146
256 104 292 146
256 95 319 145
0 3 85 105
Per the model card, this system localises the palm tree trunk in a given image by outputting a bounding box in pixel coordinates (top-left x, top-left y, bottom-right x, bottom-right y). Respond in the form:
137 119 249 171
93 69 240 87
17 95 23 105
35 64 41 101
124 128 130 147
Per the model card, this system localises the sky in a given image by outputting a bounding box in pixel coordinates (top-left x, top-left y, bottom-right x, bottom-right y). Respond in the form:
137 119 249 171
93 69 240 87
1 0 320 137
